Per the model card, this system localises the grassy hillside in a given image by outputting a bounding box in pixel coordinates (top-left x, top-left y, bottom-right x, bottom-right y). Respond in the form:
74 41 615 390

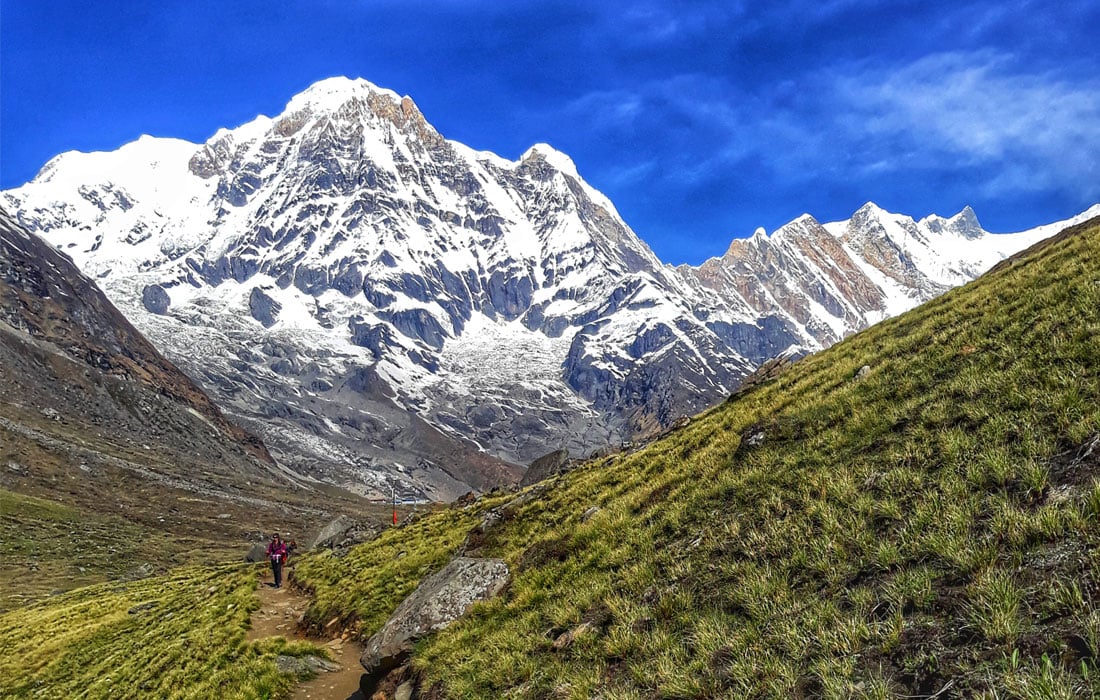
0 564 323 699
0 489 244 612
5 215 1100 699
293 216 1100 698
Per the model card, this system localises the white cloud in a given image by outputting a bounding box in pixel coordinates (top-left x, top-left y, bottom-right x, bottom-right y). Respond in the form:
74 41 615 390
828 51 1100 196
530 49 1100 206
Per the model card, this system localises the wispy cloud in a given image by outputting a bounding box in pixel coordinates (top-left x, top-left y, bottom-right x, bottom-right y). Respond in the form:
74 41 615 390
828 51 1100 197
555 50 1100 204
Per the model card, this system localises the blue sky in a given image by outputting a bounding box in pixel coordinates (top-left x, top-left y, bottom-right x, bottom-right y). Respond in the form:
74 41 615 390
2 1 1098 264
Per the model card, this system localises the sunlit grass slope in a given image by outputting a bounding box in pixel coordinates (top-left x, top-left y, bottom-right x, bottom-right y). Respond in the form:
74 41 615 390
0 564 322 699
297 217 1100 698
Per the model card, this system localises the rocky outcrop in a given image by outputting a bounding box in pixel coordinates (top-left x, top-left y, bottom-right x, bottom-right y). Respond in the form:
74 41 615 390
248 287 281 328
244 542 268 563
359 557 510 679
141 284 170 315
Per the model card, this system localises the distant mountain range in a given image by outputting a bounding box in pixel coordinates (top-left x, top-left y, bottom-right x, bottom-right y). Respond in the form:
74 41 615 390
5 77 1096 498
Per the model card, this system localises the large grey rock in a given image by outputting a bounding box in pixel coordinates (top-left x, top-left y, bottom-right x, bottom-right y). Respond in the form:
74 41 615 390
244 542 268 563
520 448 571 487
360 557 510 675
141 284 170 315
309 515 357 550
309 514 381 553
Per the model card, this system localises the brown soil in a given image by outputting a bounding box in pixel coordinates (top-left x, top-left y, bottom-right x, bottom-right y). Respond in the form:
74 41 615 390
249 571 365 700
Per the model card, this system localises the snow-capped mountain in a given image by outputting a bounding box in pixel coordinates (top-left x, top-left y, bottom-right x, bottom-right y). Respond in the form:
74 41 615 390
4 76 1094 498
1 78 758 498
685 202 1100 348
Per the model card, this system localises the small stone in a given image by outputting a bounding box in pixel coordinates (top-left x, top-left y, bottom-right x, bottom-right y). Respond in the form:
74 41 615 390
127 601 157 616
551 622 595 651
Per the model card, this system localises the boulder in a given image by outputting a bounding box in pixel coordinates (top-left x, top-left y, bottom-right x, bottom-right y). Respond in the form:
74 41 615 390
309 515 357 550
520 448 571 487
244 542 268 563
141 284 170 315
360 557 510 677
309 515 381 553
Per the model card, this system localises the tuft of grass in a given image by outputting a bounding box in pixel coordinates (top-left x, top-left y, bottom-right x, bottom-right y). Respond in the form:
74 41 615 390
965 568 1024 645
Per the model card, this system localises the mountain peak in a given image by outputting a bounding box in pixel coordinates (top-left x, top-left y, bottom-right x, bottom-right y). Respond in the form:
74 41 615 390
920 205 984 240
287 76 402 111
948 205 983 238
521 143 580 178
278 76 442 147
853 201 888 218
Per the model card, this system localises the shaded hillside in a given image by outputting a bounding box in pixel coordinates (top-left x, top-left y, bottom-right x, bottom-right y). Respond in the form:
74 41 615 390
0 208 272 464
0 208 378 606
5 214 1100 698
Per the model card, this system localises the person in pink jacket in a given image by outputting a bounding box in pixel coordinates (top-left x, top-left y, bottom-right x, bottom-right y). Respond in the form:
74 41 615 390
266 533 288 588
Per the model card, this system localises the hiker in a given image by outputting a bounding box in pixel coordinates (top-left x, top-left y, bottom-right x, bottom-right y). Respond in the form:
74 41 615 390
266 533 288 588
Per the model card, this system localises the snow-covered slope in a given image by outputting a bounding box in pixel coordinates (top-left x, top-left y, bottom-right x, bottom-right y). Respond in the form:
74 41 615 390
5 76 1094 498
686 202 1100 348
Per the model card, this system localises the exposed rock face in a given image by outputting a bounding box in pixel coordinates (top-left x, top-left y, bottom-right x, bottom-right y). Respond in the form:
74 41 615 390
248 287 281 328
359 557 510 677
683 202 1088 350
5 76 1093 498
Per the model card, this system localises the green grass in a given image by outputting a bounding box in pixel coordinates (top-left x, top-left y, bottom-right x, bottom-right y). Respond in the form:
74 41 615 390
0 564 324 699
0 489 241 612
292 217 1100 697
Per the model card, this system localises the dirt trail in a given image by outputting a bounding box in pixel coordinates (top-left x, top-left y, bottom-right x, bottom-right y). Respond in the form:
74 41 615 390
249 576 365 700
